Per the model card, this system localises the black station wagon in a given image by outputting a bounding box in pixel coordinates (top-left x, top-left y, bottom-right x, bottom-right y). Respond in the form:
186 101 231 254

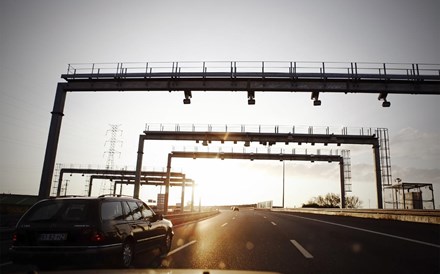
10 195 173 269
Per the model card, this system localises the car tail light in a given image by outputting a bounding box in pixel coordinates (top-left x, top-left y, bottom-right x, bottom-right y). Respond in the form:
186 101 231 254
90 231 105 242
12 232 17 244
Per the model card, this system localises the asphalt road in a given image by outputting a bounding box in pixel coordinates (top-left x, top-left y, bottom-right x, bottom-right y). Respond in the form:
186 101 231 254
1 209 439 273
163 209 440 273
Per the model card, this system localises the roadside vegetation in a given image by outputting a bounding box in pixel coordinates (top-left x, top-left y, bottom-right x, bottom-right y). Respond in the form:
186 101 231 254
302 193 362 209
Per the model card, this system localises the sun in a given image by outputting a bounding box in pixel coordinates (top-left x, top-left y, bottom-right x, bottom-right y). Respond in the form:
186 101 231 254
181 158 273 206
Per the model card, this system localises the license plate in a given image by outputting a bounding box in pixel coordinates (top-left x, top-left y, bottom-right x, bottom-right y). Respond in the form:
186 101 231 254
39 233 67 241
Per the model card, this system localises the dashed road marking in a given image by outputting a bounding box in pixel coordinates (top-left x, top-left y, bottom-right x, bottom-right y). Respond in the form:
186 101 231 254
221 222 228 227
290 239 314 259
271 221 277 226
166 240 197 257
285 214 440 249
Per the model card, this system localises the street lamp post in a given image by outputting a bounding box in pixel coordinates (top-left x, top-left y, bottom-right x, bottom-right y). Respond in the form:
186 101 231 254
282 161 285 208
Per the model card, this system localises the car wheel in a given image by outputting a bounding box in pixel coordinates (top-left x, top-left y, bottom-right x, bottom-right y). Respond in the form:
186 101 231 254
161 232 172 255
121 241 134 268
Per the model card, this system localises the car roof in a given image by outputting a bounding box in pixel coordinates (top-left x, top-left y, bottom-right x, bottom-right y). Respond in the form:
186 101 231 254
43 195 140 202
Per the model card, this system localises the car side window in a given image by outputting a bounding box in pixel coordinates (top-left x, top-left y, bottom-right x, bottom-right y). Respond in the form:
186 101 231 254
138 202 154 219
127 201 143 220
101 201 124 221
122 201 134 221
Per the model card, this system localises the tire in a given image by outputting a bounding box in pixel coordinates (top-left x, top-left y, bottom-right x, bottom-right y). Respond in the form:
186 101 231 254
120 241 134 268
161 232 172 255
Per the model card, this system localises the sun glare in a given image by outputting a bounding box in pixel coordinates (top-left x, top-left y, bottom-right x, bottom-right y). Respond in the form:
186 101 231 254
183 159 279 206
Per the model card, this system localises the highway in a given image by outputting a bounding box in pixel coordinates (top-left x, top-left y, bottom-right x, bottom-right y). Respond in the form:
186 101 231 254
163 209 439 273
1 209 439 273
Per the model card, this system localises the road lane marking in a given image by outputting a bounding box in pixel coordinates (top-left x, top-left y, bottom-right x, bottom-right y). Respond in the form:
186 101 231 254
232 217 236 220
221 222 228 227
0 261 13 267
290 240 314 259
271 221 277 226
283 213 440 248
166 240 197 257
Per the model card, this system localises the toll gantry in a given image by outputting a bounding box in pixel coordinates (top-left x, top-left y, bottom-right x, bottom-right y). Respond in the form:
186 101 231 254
135 124 390 211
39 61 439 204
167 146 352 210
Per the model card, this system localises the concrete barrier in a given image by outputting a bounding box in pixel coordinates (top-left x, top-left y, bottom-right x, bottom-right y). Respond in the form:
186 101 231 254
164 210 220 226
269 208 440 224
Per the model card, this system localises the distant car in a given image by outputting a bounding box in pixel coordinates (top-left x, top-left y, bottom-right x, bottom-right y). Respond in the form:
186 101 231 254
233 207 239 211
10 195 173 270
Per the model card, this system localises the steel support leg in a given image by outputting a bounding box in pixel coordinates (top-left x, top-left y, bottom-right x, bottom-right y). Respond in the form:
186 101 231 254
373 142 383 209
39 83 67 199
340 160 346 208
134 135 144 199
181 175 186 212
164 154 172 213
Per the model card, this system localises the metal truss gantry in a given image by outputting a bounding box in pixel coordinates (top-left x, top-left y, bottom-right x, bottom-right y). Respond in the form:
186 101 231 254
88 174 195 212
39 61 438 200
166 150 350 211
57 168 188 196
134 125 384 209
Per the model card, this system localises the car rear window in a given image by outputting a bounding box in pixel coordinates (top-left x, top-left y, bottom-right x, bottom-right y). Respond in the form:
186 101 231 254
26 201 63 222
101 201 124 221
23 200 92 223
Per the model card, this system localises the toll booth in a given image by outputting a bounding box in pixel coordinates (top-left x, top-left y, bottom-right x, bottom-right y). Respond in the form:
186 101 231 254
384 182 435 210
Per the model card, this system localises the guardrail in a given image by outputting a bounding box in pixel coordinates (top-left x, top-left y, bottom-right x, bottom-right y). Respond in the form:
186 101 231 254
171 146 348 157
145 123 379 136
164 210 220 226
64 61 440 81
271 208 440 224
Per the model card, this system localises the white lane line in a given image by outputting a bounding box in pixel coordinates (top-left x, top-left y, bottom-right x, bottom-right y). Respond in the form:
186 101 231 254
0 261 13 267
271 221 277 226
232 217 236 220
263 216 267 219
166 240 197 257
221 222 228 227
283 214 440 249
290 240 314 259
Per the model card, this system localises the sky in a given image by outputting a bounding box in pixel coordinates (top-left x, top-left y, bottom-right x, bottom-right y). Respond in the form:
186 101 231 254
1 0 439 209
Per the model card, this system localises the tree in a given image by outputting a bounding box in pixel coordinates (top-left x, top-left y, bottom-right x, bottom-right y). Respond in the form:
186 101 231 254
345 196 362 208
302 193 362 209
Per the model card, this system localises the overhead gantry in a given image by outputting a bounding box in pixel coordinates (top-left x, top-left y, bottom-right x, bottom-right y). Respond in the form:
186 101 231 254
165 150 350 212
134 125 384 208
39 61 440 200
57 168 189 196
88 174 196 212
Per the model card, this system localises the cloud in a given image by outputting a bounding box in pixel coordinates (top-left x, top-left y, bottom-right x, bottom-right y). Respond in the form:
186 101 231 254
392 166 440 184
390 128 440 169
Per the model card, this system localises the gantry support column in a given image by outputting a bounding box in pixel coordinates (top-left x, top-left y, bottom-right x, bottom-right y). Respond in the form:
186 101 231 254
56 169 65 197
181 174 186 212
373 140 383 209
134 135 144 199
39 83 67 199
164 153 172 213
191 181 195 212
340 161 346 208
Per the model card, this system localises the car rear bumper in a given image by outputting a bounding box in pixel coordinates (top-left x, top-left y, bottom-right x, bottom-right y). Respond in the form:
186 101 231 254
10 243 122 265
